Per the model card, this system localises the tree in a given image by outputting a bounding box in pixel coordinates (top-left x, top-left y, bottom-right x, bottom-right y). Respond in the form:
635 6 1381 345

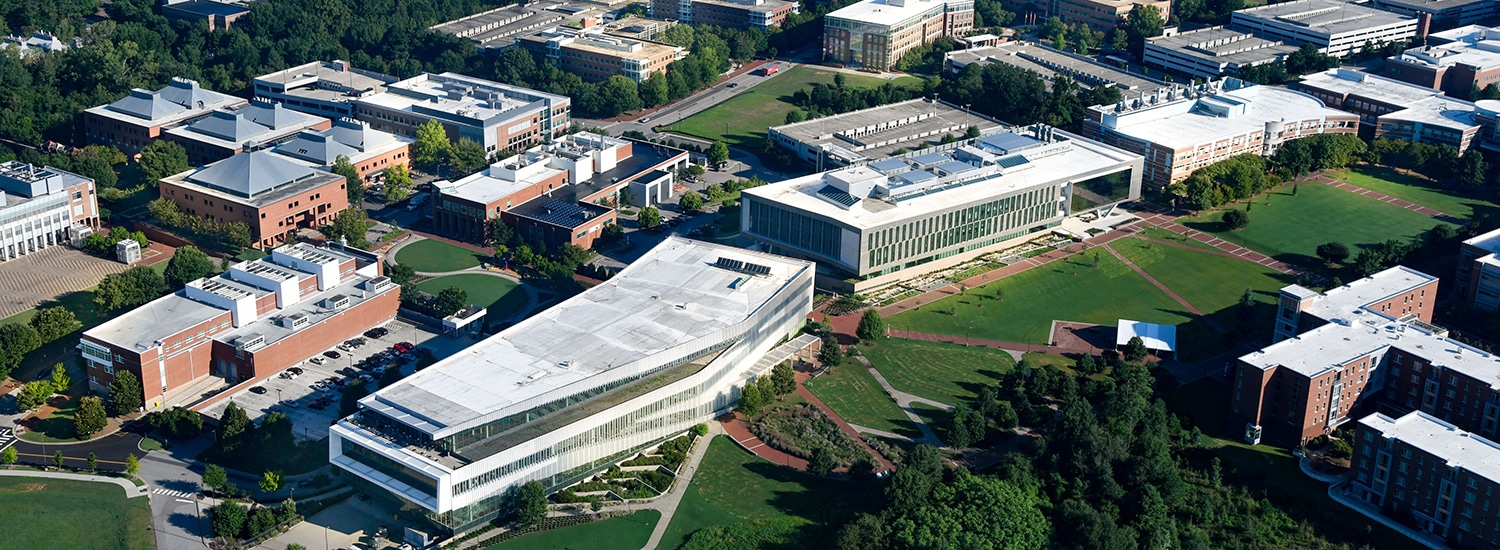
450 138 488 177
385 262 416 286
808 447 838 477
260 470 283 493
949 403 975 448
600 75 644 113
29 306 81 343
435 286 469 317
889 471 1049 549
1125 336 1149 363
678 190 704 211
708 141 730 166
413 119 452 171
738 382 765 416
75 396 108 439
248 506 278 537
215 402 252 455
50 363 71 392
514 480 547 526
340 380 370 418
332 155 365 206
1221 208 1249 230
164 245 217 289
638 206 662 228
95 266 169 312
109 371 144 416
0 323 41 379
17 380 53 411
849 455 879 481
1124 5 1165 52
203 464 230 494
53 450 65 470
139 140 190 184
1 446 16 468
771 362 796 396
1316 241 1350 265
210 501 249 539
385 163 414 203
126 454 139 477
321 208 372 250
819 336 843 366
279 497 299 524
87 452 98 472
1076 354 1098 374
856 309 886 340
1457 150 1488 188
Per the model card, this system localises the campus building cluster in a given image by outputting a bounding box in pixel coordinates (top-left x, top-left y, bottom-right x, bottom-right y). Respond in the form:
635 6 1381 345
0 161 100 262
163 99 332 165
1144 26 1300 80
743 126 1143 292
1083 79 1358 186
1296 68 1488 153
1385 24 1500 98
822 0 974 70
81 243 398 411
1228 0 1419 58
1369 0 1498 30
330 237 814 532
434 132 688 249
353 73 573 156
945 41 1162 91
516 26 686 83
650 0 799 30
83 78 248 154
158 151 351 249
1350 411 1500 548
767 98 1006 168
253 60 400 119
1048 0 1170 31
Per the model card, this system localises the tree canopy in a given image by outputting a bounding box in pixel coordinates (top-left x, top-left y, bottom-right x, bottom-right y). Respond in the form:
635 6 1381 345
164 245 217 289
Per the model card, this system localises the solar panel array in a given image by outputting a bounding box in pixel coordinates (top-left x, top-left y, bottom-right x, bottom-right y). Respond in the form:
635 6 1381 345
527 200 605 227
714 257 771 276
995 155 1030 169
816 185 860 207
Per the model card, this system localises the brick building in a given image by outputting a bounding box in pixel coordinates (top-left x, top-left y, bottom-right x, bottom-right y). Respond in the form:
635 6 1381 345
80 243 398 410
83 78 247 155
516 27 685 83
353 73 571 155
160 0 250 30
272 118 414 184
650 0 799 30
823 0 973 70
158 151 350 249
1297 68 1483 153
1350 411 1500 549
163 99 332 166
0 161 99 261
1386 25 1500 99
1050 0 1170 31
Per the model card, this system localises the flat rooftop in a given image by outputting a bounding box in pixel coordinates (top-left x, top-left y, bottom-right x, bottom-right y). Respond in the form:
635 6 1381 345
1297 266 1439 323
1232 0 1417 35
1299 69 1480 130
693 0 798 12
1393 26 1500 71
1092 80 1351 151
255 61 396 104
1375 0 1497 12
430 2 597 49
948 43 1161 91
827 0 963 26
745 128 1141 231
358 73 568 126
1148 26 1300 66
772 98 1006 160
1360 411 1500 483
216 270 394 350
84 293 228 352
523 27 683 61
1465 226 1500 255
1240 307 1500 382
363 237 814 438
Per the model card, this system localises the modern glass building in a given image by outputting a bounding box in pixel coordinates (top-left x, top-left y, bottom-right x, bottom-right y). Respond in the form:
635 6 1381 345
329 237 814 533
741 126 1143 292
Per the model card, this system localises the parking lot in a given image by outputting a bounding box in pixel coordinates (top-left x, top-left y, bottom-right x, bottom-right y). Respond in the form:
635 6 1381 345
200 319 464 442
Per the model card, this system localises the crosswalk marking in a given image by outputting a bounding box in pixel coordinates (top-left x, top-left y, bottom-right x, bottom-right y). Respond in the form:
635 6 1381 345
153 488 197 499
0 428 15 452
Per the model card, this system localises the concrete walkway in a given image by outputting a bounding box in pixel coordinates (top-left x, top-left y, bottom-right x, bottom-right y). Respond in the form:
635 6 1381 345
847 424 915 442
1299 455 1345 484
0 468 148 498
857 357 947 447
1101 243 1226 333
1326 482 1448 550
640 425 720 550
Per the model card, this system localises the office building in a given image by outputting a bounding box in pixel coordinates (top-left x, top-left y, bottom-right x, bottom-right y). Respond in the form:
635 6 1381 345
516 27 685 83
1371 0 1497 30
823 0 974 70
434 132 687 248
650 0 799 30
253 60 399 119
158 151 351 249
80 243 398 410
272 119 414 184
1144 26 1300 79
0 162 100 261
597 17 679 41
1455 227 1500 311
1350 411 1500 549
353 73 571 155
163 99 332 165
1385 25 1500 98
768 98 1005 168
83 78 248 155
1050 0 1170 31
330 237 814 532
1229 0 1419 58
946 42 1161 91
1084 79 1358 186
1297 68 1483 152
160 0 251 30
742 126 1143 292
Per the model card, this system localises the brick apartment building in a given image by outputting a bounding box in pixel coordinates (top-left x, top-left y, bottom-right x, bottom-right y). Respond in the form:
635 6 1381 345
163 99 332 165
83 78 247 155
158 151 350 249
80 243 398 410
1350 411 1500 549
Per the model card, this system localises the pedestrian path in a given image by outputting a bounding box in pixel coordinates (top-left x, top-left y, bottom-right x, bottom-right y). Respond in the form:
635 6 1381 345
1311 174 1462 224
856 357 946 448
1101 243 1226 333
888 329 1094 356
0 427 15 452
0 469 147 498
795 373 897 472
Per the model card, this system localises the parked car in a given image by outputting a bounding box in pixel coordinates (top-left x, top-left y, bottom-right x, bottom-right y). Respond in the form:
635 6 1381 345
309 357 326 365
249 386 267 395
363 329 384 339
281 400 301 409
323 350 341 359
288 367 304 375
338 367 358 377
358 374 374 383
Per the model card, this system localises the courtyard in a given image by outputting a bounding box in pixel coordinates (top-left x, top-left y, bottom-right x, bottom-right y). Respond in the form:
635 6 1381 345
413 273 530 322
393 238 487 273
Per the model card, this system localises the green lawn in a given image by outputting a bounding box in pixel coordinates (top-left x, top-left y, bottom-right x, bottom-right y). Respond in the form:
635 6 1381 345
860 339 1016 407
413 274 529 319
0 477 155 550
657 436 877 550
888 252 1193 351
490 510 660 550
909 402 954 445
19 394 81 442
1333 164 1499 220
1182 182 1451 266
1135 226 1223 253
1110 237 1291 319
668 66 922 149
394 239 486 273
804 358 921 438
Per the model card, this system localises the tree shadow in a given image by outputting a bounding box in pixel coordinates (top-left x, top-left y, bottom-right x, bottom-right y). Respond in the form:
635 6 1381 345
158 479 201 493
166 512 212 538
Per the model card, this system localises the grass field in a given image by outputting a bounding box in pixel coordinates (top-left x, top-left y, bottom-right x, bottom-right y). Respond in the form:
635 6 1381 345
860 339 1017 407
909 402 954 444
394 239 486 272
668 66 921 149
1182 182 1450 266
1135 226 1223 253
888 252 1193 350
413 274 529 319
1110 237 1291 322
19 394 81 442
804 358 921 438
1333 165 1499 220
656 436 877 549
0 477 155 550
490 510 660 550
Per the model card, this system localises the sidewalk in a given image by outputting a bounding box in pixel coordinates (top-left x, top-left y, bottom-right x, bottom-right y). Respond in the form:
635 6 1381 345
0 468 147 498
1311 174 1463 224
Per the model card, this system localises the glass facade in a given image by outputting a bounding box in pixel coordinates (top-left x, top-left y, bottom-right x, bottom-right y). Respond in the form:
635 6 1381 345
863 185 1059 273
745 198 844 262
340 439 440 498
1069 169 1132 212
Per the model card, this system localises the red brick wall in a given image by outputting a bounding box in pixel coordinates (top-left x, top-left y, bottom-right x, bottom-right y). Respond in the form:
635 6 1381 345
216 288 399 380
1362 279 1438 322
353 144 412 183
161 177 350 249
84 111 162 154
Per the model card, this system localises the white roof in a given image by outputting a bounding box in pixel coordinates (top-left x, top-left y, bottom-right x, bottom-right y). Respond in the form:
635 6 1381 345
826 0 964 27
1117 319 1176 352
1093 81 1351 150
1232 0 1416 36
1360 411 1500 484
365 237 813 437
1297 266 1438 322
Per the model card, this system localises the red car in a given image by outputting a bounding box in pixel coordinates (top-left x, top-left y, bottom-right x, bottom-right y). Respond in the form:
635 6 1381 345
394 342 414 353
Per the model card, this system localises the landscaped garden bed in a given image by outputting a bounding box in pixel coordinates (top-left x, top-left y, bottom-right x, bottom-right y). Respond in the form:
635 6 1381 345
748 402 866 466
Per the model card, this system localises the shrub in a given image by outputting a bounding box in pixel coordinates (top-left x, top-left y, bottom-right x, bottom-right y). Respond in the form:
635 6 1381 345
1222 208 1249 230
749 403 867 466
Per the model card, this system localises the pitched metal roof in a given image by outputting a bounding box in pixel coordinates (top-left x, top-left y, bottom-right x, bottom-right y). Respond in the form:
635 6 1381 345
185 151 319 198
